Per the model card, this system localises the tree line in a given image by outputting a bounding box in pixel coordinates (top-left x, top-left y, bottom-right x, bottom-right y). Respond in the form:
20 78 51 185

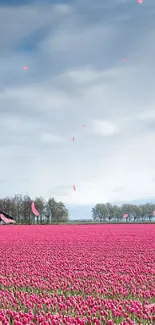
92 202 155 222
0 194 69 224
0 195 155 224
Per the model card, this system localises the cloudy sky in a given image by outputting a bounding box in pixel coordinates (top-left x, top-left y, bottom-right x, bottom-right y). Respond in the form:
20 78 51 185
0 0 155 219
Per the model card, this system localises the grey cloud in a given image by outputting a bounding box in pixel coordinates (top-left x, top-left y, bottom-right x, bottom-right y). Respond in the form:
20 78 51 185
0 178 8 183
0 0 155 211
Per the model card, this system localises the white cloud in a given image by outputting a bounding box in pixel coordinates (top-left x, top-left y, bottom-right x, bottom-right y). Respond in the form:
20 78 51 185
52 4 73 15
136 110 155 121
91 119 120 136
40 133 65 144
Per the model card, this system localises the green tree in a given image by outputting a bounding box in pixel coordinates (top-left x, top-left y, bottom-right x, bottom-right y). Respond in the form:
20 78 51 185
92 204 107 222
113 205 121 222
130 205 140 221
21 195 31 224
46 197 69 223
34 197 46 224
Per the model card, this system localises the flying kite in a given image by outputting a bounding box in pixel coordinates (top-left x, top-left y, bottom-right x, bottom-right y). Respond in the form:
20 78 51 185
73 185 76 191
0 213 16 224
31 202 40 216
0 210 16 223
24 66 28 70
123 213 128 218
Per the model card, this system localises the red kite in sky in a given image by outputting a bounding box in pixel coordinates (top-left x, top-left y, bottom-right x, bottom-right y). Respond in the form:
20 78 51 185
31 202 40 216
0 213 16 224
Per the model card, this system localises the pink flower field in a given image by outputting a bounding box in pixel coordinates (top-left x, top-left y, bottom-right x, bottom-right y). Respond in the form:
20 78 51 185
0 224 155 325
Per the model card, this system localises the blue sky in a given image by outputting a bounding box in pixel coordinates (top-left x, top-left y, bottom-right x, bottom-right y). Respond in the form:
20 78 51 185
0 0 155 219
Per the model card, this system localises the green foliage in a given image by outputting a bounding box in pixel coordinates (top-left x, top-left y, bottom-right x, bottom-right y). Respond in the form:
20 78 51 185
92 202 155 223
0 194 155 225
0 194 69 225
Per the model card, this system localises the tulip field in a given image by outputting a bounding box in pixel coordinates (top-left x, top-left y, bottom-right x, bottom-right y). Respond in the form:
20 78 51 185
0 224 155 325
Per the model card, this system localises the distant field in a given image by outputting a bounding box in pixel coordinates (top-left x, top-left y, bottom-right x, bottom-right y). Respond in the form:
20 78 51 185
0 225 155 324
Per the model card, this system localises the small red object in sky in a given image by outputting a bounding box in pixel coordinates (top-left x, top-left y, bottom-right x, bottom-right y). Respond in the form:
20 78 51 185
137 0 143 3
73 185 76 191
31 201 40 217
24 66 28 70
122 58 126 62
72 136 75 141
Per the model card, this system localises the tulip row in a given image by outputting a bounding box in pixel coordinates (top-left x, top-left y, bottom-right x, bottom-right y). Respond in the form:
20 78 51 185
0 224 155 324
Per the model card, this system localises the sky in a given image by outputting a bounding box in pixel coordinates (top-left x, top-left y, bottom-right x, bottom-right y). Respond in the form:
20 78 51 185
0 0 155 219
